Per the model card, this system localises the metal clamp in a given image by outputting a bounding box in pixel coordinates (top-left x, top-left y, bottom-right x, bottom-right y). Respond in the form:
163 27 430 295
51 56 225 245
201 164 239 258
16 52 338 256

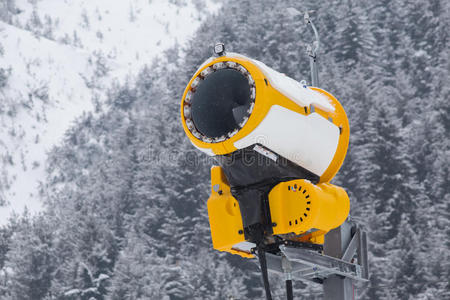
264 226 369 284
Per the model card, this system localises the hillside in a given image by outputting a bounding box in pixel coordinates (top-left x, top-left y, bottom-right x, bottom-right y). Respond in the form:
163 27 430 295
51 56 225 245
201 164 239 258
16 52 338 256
0 0 219 222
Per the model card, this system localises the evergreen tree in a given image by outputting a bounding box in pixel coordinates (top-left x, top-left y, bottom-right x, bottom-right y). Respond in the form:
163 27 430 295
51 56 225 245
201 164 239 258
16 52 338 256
5 212 56 300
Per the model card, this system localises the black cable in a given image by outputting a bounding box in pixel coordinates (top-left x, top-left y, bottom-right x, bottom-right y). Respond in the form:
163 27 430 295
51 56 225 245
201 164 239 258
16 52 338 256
286 279 293 300
257 245 272 300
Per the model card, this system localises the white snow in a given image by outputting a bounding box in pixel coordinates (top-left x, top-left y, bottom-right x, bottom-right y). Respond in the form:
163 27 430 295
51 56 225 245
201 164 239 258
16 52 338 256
227 52 335 112
0 21 96 223
251 59 335 112
64 289 81 296
0 0 220 224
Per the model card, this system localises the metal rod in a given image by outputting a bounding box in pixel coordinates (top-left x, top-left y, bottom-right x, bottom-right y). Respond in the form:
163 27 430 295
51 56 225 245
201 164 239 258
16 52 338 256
282 255 293 300
342 230 360 262
286 8 320 86
306 17 320 87
309 55 319 87
286 280 294 300
258 246 273 300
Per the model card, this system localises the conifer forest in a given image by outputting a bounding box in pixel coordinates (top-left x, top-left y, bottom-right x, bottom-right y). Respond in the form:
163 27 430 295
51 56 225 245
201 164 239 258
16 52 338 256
0 0 448 299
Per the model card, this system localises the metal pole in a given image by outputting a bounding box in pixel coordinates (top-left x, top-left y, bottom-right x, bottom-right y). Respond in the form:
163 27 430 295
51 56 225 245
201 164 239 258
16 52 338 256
309 54 319 87
323 221 354 300
286 8 320 86
258 246 273 300
282 255 293 300
304 12 320 87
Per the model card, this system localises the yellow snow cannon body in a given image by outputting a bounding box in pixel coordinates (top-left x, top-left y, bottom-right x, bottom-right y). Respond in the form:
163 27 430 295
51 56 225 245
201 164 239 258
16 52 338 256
181 53 350 258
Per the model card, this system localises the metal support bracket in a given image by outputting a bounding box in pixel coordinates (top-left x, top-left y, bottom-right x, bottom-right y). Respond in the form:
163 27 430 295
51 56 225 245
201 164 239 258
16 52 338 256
265 225 369 284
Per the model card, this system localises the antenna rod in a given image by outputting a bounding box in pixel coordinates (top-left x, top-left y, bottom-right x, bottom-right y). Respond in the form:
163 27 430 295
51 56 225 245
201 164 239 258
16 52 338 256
286 8 321 86
304 11 320 87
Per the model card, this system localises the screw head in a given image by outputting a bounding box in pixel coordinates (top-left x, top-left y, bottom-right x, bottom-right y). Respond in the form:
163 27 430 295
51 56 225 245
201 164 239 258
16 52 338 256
214 43 225 56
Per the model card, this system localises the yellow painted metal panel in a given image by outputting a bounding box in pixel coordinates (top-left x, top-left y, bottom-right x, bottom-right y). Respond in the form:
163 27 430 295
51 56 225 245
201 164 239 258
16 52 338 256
269 179 349 238
207 166 252 258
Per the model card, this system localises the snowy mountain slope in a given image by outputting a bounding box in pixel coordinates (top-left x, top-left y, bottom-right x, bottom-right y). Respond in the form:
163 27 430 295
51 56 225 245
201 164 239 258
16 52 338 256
0 20 97 218
8 0 220 76
0 0 220 223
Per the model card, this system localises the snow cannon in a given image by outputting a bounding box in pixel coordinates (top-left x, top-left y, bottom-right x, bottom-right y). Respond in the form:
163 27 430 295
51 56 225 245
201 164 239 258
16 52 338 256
180 52 350 258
